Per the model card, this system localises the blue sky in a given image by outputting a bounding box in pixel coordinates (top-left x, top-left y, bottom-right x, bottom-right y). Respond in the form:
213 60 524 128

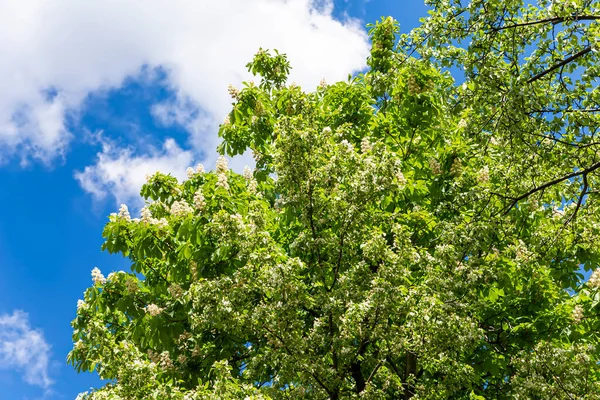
0 1 428 398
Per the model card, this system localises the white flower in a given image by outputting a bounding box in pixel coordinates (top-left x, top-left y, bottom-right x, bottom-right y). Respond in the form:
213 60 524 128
216 155 229 174
168 284 184 299
450 158 462 176
141 206 153 223
224 114 231 125
243 166 253 180
153 218 169 229
458 119 467 129
170 200 193 217
227 84 240 100
91 267 106 285
159 351 173 369
196 164 205 174
340 139 353 152
216 172 229 190
322 127 332 134
396 171 407 186
429 158 442 175
145 304 163 317
573 305 584 323
125 279 138 294
77 299 86 311
477 166 489 184
588 268 600 288
118 204 131 221
361 138 372 153
186 167 195 179
319 78 327 89
194 190 205 210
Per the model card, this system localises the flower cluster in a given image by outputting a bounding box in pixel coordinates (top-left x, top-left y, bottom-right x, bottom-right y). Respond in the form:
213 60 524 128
477 166 489 184
216 156 229 190
361 138 372 153
91 267 106 285
170 200 194 217
589 268 600 288
227 84 240 101
145 304 163 317
450 158 462 176
168 284 184 300
186 167 195 180
118 204 131 221
194 190 205 210
429 158 442 175
573 305 584 323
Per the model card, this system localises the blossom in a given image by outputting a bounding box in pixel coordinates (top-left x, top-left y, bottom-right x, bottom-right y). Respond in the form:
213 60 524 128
168 284 184 299
145 304 163 317
396 171 407 186
322 127 332 134
573 305 584 323
224 114 231 125
477 166 489 184
588 268 600 288
216 155 229 174
340 139 354 152
124 278 138 294
429 158 442 175
196 163 205 174
91 267 106 285
361 138 372 153
77 299 86 311
118 204 131 221
186 167 195 179
193 190 205 210
243 166 253 180
458 119 467 129
170 200 193 217
154 218 169 229
450 158 462 176
159 351 173 369
216 173 229 190
190 261 198 281
227 84 240 100
141 206 153 223
319 78 327 88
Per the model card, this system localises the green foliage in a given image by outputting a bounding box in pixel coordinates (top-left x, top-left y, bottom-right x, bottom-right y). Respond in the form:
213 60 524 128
71 7 600 399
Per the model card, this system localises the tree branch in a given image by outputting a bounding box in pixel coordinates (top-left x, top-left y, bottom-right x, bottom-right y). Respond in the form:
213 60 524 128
527 46 592 83
503 160 600 215
492 15 600 32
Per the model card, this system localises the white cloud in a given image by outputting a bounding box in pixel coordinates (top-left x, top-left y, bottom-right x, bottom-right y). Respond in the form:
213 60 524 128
0 0 369 179
0 311 53 389
75 137 195 208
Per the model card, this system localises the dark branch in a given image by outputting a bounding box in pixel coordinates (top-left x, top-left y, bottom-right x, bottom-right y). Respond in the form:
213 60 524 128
503 160 600 215
527 46 592 83
492 15 600 32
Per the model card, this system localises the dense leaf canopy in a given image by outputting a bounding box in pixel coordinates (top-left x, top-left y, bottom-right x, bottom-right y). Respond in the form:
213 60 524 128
70 3 600 399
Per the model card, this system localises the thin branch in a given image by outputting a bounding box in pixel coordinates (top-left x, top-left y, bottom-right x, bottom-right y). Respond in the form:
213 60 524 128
527 46 592 83
492 15 600 32
503 160 600 214
565 173 589 225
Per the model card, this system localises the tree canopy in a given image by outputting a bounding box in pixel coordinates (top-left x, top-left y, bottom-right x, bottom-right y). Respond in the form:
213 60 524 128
70 3 600 399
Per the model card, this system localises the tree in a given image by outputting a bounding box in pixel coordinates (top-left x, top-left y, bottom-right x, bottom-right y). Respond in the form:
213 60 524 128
70 15 600 399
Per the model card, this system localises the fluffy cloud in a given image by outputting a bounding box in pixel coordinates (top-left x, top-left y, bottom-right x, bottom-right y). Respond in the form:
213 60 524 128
75 137 196 208
1 0 369 173
0 310 53 388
